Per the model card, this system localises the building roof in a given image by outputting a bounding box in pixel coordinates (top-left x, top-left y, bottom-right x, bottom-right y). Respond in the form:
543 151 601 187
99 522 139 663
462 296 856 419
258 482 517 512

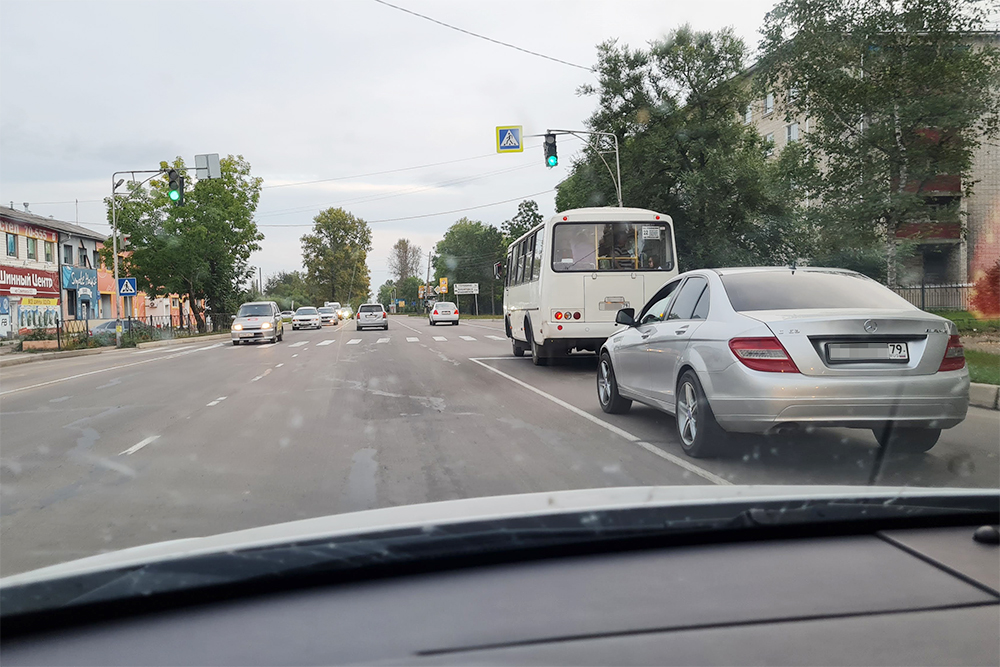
0 206 107 241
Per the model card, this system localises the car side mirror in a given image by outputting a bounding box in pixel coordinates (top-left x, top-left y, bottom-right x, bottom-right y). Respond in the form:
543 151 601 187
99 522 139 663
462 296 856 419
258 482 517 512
615 308 636 327
230 314 237 320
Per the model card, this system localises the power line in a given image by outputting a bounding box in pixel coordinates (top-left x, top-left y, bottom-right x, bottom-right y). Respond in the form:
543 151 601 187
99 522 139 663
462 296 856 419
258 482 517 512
370 0 592 72
258 188 555 227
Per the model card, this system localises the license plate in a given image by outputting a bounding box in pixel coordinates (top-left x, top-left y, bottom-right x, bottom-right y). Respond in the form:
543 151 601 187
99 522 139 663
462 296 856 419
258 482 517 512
827 342 909 362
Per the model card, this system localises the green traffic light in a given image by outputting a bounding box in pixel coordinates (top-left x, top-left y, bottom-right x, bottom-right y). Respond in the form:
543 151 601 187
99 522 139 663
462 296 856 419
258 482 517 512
547 155 558 167
169 190 180 201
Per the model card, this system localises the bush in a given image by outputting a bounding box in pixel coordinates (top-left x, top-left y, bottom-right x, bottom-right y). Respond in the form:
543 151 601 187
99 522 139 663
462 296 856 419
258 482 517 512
970 261 1000 317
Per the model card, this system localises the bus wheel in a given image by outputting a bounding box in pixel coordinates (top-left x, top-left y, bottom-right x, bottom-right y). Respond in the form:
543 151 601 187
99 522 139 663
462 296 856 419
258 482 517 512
512 339 525 357
525 321 548 366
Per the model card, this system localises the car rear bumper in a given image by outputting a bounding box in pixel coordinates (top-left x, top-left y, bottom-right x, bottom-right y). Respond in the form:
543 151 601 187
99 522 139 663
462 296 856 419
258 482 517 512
540 320 619 343
704 365 970 434
430 314 459 322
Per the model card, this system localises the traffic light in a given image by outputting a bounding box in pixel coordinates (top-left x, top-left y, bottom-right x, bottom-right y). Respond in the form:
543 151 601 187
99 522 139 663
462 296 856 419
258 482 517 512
167 169 184 205
544 133 558 167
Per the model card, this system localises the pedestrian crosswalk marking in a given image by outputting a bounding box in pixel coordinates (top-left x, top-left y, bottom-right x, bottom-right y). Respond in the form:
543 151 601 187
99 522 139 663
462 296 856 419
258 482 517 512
487 335 506 341
433 336 447 341
317 339 335 346
347 338 361 345
406 337 419 342
459 335 476 341
377 337 390 344
289 341 307 347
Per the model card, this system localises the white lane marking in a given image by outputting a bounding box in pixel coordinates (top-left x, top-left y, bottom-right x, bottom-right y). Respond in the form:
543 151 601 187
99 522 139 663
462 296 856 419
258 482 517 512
317 340 336 346
347 339 362 345
433 336 447 342
289 341 307 348
459 321 506 332
292 354 299 358
250 369 273 383
406 337 419 342
119 435 159 456
486 335 506 341
197 343 224 351
459 336 477 341
275 363 284 368
133 344 199 355
391 319 424 334
469 356 526 360
469 358 731 486
377 337 390 344
0 346 218 397
206 395 228 406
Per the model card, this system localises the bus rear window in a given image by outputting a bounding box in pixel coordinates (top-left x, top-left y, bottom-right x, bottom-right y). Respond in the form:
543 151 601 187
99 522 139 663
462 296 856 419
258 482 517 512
552 222 673 272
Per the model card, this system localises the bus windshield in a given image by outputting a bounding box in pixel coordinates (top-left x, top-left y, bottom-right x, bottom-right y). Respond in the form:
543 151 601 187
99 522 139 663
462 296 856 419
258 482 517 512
551 222 673 272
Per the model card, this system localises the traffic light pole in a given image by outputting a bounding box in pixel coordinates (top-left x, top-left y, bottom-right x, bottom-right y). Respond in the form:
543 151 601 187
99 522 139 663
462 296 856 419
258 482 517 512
547 129 623 207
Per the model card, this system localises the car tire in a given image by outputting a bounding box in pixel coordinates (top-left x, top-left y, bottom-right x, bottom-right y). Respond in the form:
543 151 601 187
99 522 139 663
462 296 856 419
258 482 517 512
232 341 239 346
872 426 941 453
453 321 458 326
512 338 525 357
526 319 548 366
384 324 389 330
277 330 283 342
429 320 435 326
675 370 727 458
598 353 632 414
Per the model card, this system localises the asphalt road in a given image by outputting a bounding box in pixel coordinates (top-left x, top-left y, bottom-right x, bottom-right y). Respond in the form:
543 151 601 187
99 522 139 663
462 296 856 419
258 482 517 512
1 316 997 576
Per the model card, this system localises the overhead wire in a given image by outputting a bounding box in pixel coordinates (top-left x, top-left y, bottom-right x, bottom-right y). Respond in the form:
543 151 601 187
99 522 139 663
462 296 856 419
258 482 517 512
370 0 592 72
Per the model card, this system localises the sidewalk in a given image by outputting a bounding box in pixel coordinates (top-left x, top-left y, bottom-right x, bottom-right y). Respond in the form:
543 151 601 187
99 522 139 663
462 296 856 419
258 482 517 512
0 334 230 368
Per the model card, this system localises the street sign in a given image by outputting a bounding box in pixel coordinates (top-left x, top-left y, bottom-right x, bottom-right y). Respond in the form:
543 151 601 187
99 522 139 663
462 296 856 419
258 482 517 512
117 277 137 296
496 126 523 153
439 277 449 294
398 300 405 307
418 285 425 299
454 283 479 295
433 286 441 295
195 153 222 179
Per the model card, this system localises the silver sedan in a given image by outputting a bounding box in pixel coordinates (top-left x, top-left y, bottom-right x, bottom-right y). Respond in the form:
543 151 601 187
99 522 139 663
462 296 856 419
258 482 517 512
597 267 969 458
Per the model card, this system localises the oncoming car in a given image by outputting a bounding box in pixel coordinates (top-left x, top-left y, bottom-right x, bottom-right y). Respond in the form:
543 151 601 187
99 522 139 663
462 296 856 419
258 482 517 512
280 310 294 323
291 307 322 330
597 267 970 458
429 301 459 326
317 307 337 325
231 301 283 345
337 306 354 321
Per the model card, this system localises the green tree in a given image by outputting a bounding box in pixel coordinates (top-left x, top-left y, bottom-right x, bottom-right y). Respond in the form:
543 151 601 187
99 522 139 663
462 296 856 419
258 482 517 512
300 207 372 310
433 218 505 314
756 0 1000 283
501 200 544 249
387 238 423 283
102 155 264 329
558 27 799 269
264 270 312 310
377 279 395 308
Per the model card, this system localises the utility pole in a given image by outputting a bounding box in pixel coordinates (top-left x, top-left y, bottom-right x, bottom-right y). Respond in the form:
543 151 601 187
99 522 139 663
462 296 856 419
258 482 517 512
425 250 432 311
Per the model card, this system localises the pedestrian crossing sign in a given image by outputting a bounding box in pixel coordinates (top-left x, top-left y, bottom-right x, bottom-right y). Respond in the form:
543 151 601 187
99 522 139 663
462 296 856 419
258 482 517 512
496 126 523 153
117 277 137 296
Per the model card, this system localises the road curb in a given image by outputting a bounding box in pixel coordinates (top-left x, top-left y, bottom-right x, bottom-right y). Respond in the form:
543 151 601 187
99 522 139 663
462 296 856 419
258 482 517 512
135 333 231 350
0 348 104 368
970 382 999 410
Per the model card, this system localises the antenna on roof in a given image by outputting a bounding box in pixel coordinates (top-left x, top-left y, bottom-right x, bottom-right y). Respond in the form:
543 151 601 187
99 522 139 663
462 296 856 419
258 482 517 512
22 202 30 213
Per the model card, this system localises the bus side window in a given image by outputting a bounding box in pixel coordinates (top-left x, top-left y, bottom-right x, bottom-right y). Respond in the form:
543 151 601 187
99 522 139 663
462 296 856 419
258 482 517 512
525 233 536 283
532 228 544 281
515 241 526 284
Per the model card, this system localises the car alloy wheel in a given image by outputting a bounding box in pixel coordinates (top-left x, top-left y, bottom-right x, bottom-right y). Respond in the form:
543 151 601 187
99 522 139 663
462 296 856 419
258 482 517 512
597 354 631 414
675 371 725 458
676 381 699 447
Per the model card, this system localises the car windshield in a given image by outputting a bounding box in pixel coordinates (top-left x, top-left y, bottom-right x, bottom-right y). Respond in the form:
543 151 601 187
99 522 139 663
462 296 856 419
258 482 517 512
1 0 996 610
237 304 272 317
721 271 916 311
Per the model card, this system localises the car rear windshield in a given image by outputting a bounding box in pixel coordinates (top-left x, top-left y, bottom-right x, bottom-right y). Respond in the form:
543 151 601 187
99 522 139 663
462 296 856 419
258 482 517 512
359 305 382 312
436 302 455 309
296 307 318 314
237 304 272 317
721 271 914 311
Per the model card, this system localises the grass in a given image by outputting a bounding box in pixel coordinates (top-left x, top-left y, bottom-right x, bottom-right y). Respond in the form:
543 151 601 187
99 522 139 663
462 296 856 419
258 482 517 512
928 310 1000 333
966 349 1000 386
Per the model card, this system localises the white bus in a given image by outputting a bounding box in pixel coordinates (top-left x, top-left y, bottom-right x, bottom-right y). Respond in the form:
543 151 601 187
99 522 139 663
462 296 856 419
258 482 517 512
503 207 679 365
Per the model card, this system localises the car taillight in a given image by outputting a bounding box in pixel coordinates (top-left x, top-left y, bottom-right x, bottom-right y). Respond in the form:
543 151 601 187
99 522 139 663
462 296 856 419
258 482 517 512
729 337 800 373
383 311 387 318
454 309 458 315
938 335 965 372
433 310 438 315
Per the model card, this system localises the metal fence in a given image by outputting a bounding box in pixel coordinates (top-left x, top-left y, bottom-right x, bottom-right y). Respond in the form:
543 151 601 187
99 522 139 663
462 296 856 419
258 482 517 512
890 284 973 311
15 311 232 350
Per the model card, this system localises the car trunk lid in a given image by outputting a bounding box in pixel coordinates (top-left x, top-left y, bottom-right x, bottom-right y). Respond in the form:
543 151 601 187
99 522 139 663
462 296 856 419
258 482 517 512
745 308 951 377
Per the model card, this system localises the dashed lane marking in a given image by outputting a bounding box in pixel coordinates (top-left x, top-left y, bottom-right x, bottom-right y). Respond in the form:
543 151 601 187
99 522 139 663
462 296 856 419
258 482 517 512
377 337 390 344
317 340 336 346
433 336 447 342
406 337 419 342
347 339 362 345
206 396 228 407
486 335 506 341
119 435 159 456
289 341 307 348
459 336 476 341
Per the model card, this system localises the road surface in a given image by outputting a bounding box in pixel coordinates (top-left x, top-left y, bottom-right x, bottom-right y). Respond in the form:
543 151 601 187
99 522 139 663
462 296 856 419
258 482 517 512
1 316 997 576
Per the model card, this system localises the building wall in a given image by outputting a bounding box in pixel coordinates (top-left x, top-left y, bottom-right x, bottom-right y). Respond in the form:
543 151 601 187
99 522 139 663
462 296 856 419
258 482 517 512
966 135 1000 283
0 216 61 337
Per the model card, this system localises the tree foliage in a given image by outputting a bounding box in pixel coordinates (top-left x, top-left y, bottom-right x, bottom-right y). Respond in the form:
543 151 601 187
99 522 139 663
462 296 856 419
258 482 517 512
756 0 1000 282
558 27 803 269
264 270 312 310
300 207 372 310
433 218 505 311
101 155 264 328
501 200 544 249
387 238 423 283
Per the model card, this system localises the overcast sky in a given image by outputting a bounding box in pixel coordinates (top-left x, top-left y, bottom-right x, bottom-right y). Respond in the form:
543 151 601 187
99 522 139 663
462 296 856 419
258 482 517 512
0 0 777 293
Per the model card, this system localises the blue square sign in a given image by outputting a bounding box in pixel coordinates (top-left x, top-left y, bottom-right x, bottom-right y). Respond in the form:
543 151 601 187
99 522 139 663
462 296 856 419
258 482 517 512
496 126 523 153
117 277 137 296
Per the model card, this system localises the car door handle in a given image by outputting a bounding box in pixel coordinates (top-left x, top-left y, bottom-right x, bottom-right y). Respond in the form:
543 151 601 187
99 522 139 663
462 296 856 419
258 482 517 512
641 332 653 339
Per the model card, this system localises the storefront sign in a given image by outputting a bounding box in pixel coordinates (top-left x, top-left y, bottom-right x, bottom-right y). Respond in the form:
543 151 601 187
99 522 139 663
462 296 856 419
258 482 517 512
61 265 98 291
0 219 59 243
0 266 60 298
20 297 58 306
